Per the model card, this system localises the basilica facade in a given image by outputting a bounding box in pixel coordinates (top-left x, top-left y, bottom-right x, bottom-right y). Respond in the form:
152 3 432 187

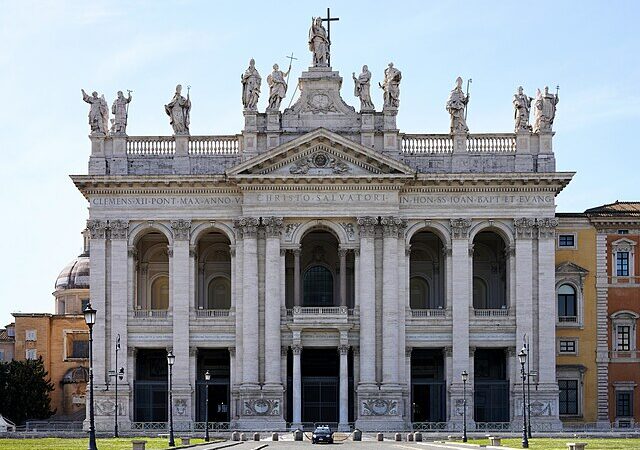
75 22 571 432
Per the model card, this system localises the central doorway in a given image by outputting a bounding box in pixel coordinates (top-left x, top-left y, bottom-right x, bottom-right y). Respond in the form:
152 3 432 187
302 349 339 425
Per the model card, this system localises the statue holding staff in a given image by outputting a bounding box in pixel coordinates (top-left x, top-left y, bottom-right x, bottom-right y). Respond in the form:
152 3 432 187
111 90 132 135
513 86 533 132
308 16 329 67
165 84 191 135
267 63 291 110
81 89 109 135
241 59 261 110
379 62 402 108
533 85 559 132
353 65 374 111
446 77 469 133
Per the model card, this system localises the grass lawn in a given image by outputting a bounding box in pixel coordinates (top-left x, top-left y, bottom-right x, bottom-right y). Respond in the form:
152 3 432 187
469 437 640 449
0 437 217 450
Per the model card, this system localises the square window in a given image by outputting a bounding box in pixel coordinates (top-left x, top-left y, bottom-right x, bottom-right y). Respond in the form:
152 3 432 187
560 340 576 353
558 234 576 248
616 391 633 418
559 379 579 415
25 349 37 360
67 333 90 359
616 252 630 277
25 330 37 341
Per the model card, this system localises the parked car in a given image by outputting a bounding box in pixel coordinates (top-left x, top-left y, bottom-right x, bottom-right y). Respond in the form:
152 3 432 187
311 425 334 444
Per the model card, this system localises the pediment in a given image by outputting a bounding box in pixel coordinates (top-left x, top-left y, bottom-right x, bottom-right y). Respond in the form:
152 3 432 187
227 128 415 178
556 261 589 275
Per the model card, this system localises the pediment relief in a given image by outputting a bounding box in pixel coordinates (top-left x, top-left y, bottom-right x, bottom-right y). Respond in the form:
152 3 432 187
286 89 356 116
227 128 415 178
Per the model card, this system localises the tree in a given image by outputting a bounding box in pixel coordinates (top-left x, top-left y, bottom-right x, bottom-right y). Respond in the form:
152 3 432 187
0 357 55 425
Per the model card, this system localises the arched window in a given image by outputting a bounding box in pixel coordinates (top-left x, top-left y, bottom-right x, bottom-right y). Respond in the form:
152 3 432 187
558 284 577 322
410 276 430 309
473 277 488 309
207 276 231 309
303 265 333 306
150 275 169 310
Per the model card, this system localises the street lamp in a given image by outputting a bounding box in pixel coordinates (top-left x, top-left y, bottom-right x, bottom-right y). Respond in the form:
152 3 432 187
109 335 125 438
527 369 537 438
204 370 211 442
461 370 468 443
518 347 529 449
167 350 176 447
83 303 98 450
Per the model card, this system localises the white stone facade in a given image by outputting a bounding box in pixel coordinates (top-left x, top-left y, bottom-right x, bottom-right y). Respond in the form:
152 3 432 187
76 60 572 432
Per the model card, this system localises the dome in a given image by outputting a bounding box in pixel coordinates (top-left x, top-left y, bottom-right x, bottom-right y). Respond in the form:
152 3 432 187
55 252 90 290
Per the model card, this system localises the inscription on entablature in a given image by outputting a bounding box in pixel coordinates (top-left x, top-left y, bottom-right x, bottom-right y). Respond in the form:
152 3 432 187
400 193 554 206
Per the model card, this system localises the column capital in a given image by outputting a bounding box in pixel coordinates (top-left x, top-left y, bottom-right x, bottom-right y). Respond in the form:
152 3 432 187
469 346 476 357
514 217 536 239
405 346 413 358
292 247 301 257
262 216 284 237
536 217 559 239
127 246 138 259
228 346 236 356
443 346 453 357
87 219 107 239
449 218 472 239
353 248 360 257
189 347 198 357
338 248 349 258
279 248 287 257
109 219 129 240
357 216 378 238
171 219 192 240
338 345 349 355
291 344 302 355
380 216 407 237
281 346 288 357
233 217 259 238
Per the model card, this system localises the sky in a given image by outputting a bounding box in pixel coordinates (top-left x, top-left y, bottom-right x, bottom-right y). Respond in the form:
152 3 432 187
0 0 639 326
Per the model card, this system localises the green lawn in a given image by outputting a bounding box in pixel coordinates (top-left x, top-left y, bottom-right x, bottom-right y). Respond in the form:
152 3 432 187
469 437 640 450
0 437 216 450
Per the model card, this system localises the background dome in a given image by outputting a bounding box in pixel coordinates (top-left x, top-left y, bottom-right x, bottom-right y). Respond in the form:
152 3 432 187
55 252 90 290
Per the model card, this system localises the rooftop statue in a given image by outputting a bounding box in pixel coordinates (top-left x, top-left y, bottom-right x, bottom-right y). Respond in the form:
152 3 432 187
533 86 559 132
111 90 132 135
81 89 109 135
267 64 290 111
446 77 469 133
353 65 374 111
513 86 533 132
309 16 330 67
165 84 191 135
241 58 261 111
379 63 402 109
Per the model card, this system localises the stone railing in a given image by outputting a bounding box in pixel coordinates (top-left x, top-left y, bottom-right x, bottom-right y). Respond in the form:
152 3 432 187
291 306 349 315
195 308 232 318
127 136 175 155
474 308 509 317
189 135 240 155
402 133 517 154
466 134 516 152
402 134 454 154
410 309 446 318
133 309 169 318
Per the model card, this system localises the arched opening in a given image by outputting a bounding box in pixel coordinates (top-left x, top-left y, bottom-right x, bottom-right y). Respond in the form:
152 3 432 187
196 231 231 310
557 284 577 322
135 232 170 310
409 230 445 309
303 265 334 306
472 231 507 309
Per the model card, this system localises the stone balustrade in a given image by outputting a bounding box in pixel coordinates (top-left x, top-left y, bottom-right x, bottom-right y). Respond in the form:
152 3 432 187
410 309 446 318
402 134 454 154
195 308 232 318
466 134 516 153
132 309 169 318
127 136 176 155
188 135 240 155
473 308 510 317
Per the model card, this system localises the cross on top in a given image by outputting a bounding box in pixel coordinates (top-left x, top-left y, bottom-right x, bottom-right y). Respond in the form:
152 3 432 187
321 8 339 65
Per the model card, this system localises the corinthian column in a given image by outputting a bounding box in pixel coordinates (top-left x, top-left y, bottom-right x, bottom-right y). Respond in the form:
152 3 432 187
357 216 377 386
109 220 129 392
263 217 283 387
234 217 260 386
380 216 406 386
170 220 191 384
87 220 107 388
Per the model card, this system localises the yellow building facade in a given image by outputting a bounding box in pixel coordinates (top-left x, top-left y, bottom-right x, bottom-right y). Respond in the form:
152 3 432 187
555 214 598 424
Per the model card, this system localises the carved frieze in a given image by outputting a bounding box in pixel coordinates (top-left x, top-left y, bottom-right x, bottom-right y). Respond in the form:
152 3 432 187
449 218 471 239
109 220 129 240
262 216 284 237
289 151 350 175
357 216 378 238
361 399 399 416
233 217 259 238
243 398 280 416
514 217 536 239
171 219 191 240
536 217 559 239
87 219 107 239
284 222 301 241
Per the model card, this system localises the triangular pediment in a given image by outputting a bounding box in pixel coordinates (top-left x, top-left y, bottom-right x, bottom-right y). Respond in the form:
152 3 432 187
227 128 415 178
556 261 589 275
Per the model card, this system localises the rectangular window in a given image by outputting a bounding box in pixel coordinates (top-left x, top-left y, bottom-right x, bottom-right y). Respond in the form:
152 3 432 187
559 340 576 353
618 230 629 235
616 391 633 417
616 326 631 351
558 234 575 248
81 299 90 311
25 349 37 360
558 379 579 415
0 350 4 361
71 340 89 359
25 330 37 341
616 252 630 276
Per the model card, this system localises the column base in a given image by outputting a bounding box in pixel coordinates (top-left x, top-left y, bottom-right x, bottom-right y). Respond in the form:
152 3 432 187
236 384 285 430
337 423 351 432
355 384 409 431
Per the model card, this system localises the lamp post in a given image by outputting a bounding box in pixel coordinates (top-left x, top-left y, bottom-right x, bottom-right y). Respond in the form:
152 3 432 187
110 335 125 438
461 370 468 443
83 303 98 450
527 369 537 438
204 370 211 442
167 350 175 447
518 347 529 449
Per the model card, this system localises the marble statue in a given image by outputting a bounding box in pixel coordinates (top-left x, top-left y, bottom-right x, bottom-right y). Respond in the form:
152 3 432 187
110 90 132 135
241 59 261 110
533 86 559 132
267 64 290 110
353 65 374 111
446 77 469 133
379 63 402 108
308 17 329 67
513 86 533 132
165 84 191 135
81 89 109 135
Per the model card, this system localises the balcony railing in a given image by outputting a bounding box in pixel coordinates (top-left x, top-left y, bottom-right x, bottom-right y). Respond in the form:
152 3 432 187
195 309 231 318
474 308 509 317
558 315 578 323
466 134 516 153
402 133 517 154
410 309 446 318
189 135 239 155
402 135 454 154
133 309 169 318
290 306 350 315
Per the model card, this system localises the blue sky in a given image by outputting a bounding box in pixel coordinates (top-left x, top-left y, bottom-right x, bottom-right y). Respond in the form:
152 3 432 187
1 0 638 326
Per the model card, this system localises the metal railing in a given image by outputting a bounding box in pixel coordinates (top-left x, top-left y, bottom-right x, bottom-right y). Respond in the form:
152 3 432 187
558 316 578 323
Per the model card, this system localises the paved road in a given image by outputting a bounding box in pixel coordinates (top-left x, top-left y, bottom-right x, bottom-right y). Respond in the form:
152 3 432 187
198 441 490 450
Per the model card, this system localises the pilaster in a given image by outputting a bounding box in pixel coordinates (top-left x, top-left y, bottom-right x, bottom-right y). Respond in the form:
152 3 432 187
514 218 535 357
266 110 281 150
263 217 284 389
595 231 611 425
